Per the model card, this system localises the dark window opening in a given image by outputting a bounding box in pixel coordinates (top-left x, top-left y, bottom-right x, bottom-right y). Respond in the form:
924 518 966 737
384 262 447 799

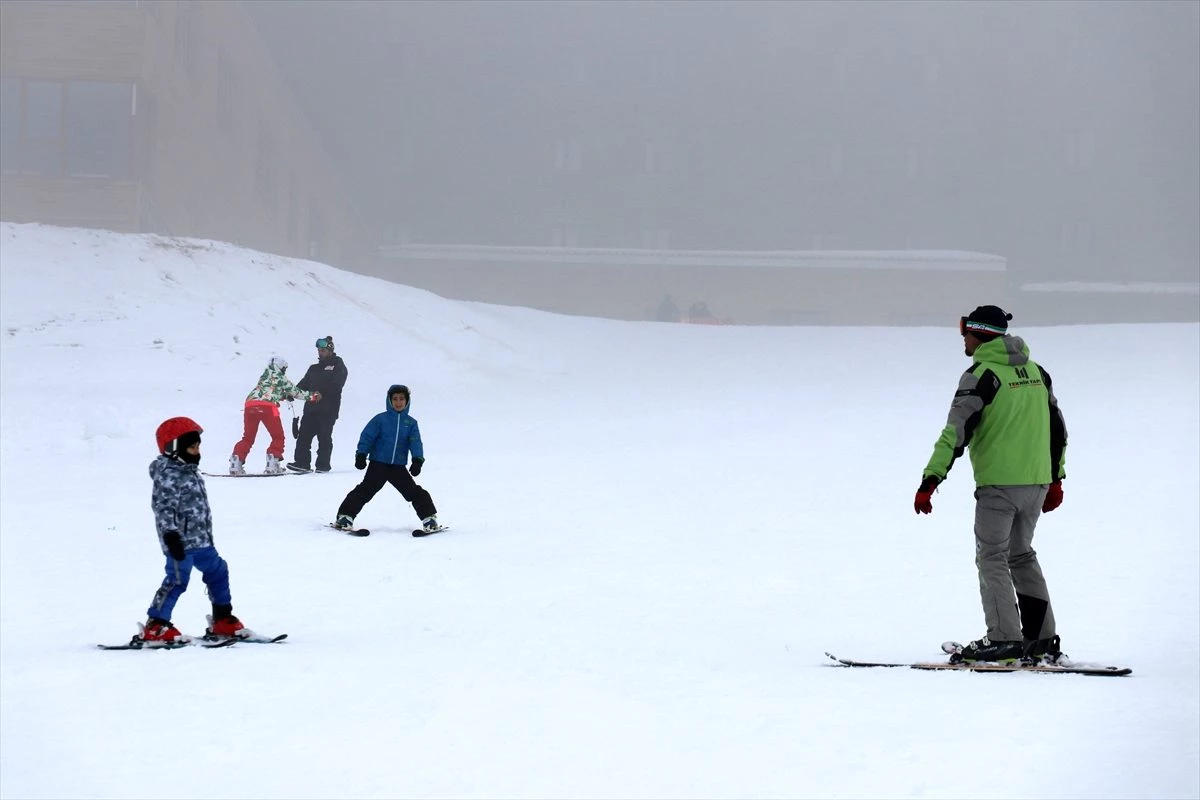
1 79 133 179
67 82 132 178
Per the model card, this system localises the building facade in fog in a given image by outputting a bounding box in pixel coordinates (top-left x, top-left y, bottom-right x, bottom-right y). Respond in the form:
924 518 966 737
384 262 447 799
247 2 1197 290
0 0 368 270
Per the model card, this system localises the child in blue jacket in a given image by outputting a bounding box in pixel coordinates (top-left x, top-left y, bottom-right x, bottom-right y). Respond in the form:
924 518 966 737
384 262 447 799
333 384 442 534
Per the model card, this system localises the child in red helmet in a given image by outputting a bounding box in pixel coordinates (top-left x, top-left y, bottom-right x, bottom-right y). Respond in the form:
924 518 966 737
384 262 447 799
139 417 252 644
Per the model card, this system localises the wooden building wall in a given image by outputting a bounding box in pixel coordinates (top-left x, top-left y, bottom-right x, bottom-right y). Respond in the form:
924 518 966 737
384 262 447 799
1 0 370 272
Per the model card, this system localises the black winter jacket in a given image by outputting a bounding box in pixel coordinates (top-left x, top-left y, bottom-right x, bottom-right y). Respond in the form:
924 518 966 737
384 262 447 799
296 354 348 418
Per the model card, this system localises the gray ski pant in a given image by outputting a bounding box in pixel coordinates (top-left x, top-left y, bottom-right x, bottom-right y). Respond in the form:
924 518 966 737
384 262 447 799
973 484 1056 643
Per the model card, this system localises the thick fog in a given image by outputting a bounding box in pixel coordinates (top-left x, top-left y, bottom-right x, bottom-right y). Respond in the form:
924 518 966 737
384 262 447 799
247 0 1199 286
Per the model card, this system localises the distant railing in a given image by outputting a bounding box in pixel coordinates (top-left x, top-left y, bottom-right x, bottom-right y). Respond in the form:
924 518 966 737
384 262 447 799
380 243 1007 272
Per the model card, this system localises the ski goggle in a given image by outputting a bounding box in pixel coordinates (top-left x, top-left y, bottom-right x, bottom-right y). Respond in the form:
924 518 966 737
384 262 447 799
959 317 1006 337
315 338 333 350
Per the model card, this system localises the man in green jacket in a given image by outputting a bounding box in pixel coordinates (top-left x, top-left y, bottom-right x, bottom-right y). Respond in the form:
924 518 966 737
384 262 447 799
914 306 1068 664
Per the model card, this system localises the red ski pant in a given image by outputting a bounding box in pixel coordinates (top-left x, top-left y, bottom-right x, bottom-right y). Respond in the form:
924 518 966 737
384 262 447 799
233 401 285 461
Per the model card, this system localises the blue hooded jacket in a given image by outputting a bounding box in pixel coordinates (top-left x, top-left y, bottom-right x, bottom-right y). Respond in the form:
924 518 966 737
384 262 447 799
356 385 424 466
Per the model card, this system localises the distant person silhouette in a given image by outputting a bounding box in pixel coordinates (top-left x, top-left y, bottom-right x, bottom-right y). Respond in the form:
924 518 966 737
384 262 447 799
688 301 716 323
655 294 680 322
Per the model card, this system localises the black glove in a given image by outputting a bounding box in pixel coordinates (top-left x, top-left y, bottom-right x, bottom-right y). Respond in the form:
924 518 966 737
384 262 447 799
292 417 300 438
355 452 367 470
409 457 424 477
163 531 186 561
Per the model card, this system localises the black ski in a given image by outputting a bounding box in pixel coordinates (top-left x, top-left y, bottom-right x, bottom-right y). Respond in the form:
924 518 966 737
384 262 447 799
201 633 288 644
412 525 450 538
328 522 370 537
97 637 237 651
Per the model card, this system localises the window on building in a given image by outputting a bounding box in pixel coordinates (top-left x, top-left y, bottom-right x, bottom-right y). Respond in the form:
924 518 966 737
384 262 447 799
2 79 134 179
23 81 65 175
175 2 198 77
67 82 133 178
1 78 19 174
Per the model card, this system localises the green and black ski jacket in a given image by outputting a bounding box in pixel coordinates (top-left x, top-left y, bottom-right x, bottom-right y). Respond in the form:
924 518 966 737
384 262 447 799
923 335 1068 488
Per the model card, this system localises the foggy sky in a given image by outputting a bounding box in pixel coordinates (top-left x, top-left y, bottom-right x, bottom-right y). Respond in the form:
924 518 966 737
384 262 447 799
246 0 1200 283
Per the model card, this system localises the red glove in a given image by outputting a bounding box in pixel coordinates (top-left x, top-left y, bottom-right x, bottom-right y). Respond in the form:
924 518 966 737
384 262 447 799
914 476 939 515
1042 482 1063 513
310 391 322 403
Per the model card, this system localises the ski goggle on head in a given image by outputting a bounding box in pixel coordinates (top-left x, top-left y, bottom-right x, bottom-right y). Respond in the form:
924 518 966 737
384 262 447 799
959 317 1005 337
316 338 333 350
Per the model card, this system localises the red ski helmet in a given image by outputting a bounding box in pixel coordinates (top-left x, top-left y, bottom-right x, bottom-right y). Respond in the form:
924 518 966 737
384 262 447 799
156 416 203 455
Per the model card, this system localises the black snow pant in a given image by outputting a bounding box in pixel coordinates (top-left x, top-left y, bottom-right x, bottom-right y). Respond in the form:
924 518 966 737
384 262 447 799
337 460 436 523
292 411 338 472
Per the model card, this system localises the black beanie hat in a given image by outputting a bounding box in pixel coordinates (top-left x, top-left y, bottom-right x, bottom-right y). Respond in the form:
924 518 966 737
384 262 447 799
962 305 1013 340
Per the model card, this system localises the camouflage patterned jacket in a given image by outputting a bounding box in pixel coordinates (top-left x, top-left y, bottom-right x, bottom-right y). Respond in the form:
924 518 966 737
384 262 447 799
244 364 313 405
149 455 214 553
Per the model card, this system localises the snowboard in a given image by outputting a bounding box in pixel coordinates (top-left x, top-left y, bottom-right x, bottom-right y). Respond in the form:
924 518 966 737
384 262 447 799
824 652 1132 677
202 472 291 478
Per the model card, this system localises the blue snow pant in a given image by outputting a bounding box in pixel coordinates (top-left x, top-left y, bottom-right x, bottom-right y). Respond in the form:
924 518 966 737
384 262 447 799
146 546 231 623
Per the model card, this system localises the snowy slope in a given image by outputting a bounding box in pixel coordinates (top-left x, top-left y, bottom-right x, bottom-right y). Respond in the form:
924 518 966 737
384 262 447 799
1 222 1197 800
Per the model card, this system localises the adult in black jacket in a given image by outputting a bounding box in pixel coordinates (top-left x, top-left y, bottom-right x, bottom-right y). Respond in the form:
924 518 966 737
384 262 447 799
287 336 348 473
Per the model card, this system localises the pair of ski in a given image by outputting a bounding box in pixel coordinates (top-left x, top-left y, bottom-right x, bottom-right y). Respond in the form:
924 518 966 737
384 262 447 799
98 632 288 651
826 641 1132 676
326 522 449 538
